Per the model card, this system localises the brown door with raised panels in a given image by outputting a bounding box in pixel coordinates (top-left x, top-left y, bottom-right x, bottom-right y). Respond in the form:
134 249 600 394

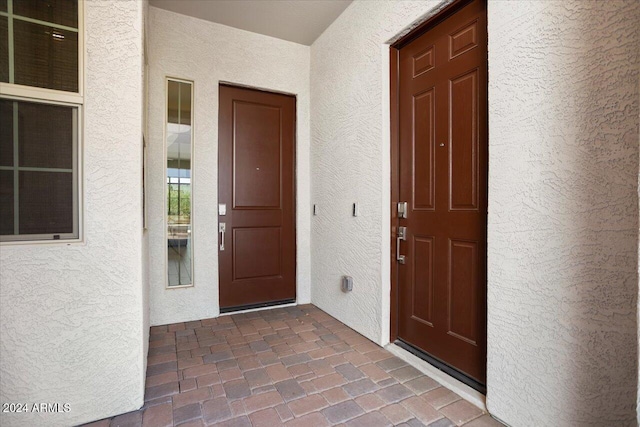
218 85 296 311
396 0 487 383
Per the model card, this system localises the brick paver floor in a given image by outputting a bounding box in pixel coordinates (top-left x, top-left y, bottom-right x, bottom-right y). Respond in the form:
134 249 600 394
84 304 503 427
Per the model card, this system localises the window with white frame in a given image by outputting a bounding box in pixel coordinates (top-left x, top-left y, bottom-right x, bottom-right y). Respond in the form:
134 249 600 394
0 0 82 242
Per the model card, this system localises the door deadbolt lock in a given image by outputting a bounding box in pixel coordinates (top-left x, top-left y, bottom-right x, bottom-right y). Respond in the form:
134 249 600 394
397 201 407 219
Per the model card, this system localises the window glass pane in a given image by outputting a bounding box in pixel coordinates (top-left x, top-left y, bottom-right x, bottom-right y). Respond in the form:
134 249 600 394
0 99 12 166
19 170 73 235
167 80 193 287
0 99 77 241
167 80 179 124
13 0 78 29
14 20 78 92
180 82 191 126
0 0 7 13
0 170 13 235
18 100 72 168
0 17 7 83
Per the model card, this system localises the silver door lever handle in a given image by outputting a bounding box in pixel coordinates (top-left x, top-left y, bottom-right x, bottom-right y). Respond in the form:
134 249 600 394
219 223 226 251
397 226 406 264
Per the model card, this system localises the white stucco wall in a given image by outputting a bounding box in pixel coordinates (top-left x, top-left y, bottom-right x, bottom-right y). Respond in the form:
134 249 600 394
487 1 639 425
0 1 147 426
311 0 639 425
310 0 450 346
147 7 311 326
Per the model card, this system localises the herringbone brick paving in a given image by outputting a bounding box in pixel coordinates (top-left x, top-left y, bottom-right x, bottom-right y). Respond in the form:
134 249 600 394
83 304 502 427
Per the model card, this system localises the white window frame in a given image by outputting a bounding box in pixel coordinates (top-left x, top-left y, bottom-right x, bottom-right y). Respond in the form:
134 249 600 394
164 77 195 288
0 0 84 244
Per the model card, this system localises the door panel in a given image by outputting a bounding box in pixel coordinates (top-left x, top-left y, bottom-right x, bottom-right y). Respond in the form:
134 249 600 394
233 102 282 209
448 239 478 344
218 85 296 310
412 236 434 325
396 0 487 383
413 89 436 211
450 69 478 210
450 20 479 59
232 227 281 280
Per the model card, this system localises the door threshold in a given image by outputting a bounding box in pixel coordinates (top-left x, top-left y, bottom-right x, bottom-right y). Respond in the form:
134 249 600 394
385 342 487 412
220 299 296 314
395 339 486 394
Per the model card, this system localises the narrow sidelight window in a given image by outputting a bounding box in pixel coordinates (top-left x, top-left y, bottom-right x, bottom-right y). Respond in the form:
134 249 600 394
166 78 193 287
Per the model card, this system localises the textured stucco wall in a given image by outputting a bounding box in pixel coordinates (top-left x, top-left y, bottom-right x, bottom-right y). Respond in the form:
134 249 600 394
0 1 147 426
147 7 311 326
141 0 151 399
310 0 450 346
487 1 639 425
311 0 639 425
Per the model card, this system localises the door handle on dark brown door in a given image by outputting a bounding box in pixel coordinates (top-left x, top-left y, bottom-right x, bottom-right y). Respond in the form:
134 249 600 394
397 226 406 264
219 222 226 251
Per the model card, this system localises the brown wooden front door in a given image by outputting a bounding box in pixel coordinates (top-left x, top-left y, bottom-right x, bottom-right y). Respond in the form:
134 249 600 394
395 0 488 384
218 85 296 311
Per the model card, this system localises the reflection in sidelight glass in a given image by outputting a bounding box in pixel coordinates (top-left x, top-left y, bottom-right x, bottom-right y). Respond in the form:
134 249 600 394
166 79 193 287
